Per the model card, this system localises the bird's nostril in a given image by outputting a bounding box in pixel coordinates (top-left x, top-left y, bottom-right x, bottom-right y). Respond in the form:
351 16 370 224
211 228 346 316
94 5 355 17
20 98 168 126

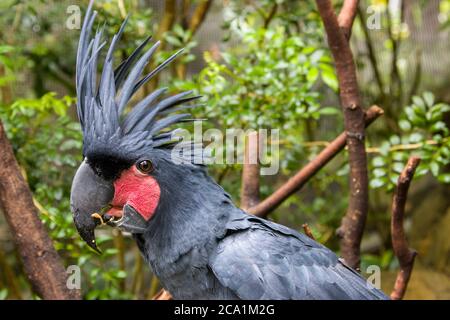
103 213 114 222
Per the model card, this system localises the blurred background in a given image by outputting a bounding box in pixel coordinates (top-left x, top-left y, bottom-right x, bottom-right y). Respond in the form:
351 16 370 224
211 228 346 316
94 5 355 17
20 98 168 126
0 0 449 299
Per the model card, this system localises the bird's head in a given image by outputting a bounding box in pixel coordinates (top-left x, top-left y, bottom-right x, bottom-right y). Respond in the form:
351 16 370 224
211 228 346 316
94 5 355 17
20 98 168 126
70 1 203 253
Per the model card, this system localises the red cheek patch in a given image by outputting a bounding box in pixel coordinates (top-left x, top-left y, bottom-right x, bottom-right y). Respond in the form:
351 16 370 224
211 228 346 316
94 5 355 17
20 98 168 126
111 167 161 221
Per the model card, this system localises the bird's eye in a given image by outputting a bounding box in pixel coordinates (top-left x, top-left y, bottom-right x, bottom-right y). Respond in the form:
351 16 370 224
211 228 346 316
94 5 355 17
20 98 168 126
137 160 154 173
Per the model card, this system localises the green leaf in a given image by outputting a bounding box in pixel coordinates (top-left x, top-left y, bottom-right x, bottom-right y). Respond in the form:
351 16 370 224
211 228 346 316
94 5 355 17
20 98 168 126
423 92 435 107
431 121 447 133
389 135 401 145
405 107 426 126
165 35 182 47
115 270 127 279
104 248 119 256
0 45 15 54
380 250 394 269
412 95 426 110
0 289 8 300
431 103 450 115
409 132 424 143
319 63 338 92
373 168 387 177
319 107 339 115
379 142 390 156
438 173 450 184
372 156 386 167
430 162 440 176
370 178 385 188
86 290 101 300
399 119 411 131
393 162 405 173
306 68 319 82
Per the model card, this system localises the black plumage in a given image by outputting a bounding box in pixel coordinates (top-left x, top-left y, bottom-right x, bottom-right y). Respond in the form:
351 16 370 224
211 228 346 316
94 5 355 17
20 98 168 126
76 1 201 166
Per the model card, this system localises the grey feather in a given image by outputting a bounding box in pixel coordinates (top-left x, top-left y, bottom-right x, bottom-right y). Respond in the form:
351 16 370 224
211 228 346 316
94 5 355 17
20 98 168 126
76 0 199 162
209 214 389 300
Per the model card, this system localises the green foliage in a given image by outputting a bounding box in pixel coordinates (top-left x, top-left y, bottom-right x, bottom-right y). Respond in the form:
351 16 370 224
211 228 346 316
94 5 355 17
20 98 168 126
0 45 21 86
176 7 342 206
191 29 337 129
0 289 8 300
369 92 450 191
163 24 197 65
440 0 450 29
0 94 132 299
361 250 396 273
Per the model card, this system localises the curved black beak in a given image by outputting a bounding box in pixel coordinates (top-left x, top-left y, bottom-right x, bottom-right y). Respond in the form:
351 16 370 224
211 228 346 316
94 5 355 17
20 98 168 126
70 160 114 253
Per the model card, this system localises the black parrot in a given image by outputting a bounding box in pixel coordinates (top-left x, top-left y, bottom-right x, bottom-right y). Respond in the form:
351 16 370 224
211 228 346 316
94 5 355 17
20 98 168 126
70 1 388 300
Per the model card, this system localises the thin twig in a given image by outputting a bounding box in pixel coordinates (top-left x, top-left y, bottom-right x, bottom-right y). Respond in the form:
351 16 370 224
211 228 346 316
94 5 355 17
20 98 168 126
131 247 143 297
302 224 315 240
386 2 404 108
390 156 420 300
117 0 127 19
300 139 443 154
113 229 126 291
240 131 260 210
144 0 176 93
247 105 383 218
216 165 231 184
337 0 359 39
148 275 160 299
0 248 23 299
407 49 422 104
152 289 173 300
188 0 213 35
263 3 278 29
176 0 214 79
357 6 385 99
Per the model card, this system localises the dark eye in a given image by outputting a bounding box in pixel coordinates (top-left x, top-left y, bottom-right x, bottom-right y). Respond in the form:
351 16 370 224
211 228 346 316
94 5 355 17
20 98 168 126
137 160 154 173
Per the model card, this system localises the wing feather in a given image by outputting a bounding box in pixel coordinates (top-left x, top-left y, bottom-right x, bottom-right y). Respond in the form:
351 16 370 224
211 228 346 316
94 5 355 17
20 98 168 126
210 215 388 300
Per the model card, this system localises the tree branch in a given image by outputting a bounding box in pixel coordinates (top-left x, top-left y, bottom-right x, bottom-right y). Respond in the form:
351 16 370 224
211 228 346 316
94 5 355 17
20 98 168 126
113 229 126 292
316 0 368 270
145 0 176 93
152 288 173 300
407 49 422 104
188 0 213 36
357 6 385 99
175 0 214 80
240 131 260 210
0 120 80 300
248 105 383 217
390 156 420 300
0 247 22 298
156 0 176 41
263 3 278 29
337 0 359 40
386 1 405 109
302 223 316 240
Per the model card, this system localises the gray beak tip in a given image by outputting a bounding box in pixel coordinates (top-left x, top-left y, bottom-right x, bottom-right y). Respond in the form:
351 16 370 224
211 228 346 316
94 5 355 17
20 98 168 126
76 224 102 254
71 160 114 253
